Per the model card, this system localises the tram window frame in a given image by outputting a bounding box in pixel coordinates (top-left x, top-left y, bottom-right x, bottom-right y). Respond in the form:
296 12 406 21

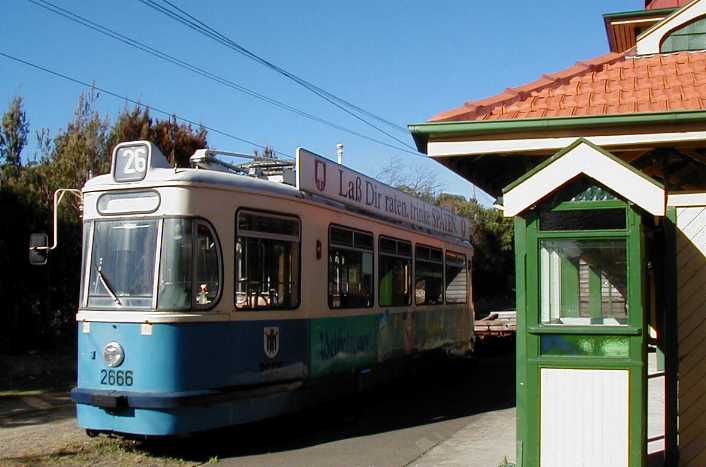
82 216 223 311
234 209 301 311
157 217 224 311
378 236 412 307
85 217 162 310
328 224 374 309
414 244 444 306
445 250 468 304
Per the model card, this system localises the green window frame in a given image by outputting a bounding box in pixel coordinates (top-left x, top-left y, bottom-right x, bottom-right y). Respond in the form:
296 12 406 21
530 200 643 331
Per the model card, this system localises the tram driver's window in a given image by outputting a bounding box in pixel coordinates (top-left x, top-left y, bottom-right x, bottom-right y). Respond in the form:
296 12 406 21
194 222 220 307
328 226 373 309
415 245 443 305
235 211 301 310
379 237 411 306
158 218 221 310
540 239 628 325
445 251 467 304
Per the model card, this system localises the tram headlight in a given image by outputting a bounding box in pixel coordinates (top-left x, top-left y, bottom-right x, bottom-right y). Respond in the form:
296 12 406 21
103 342 125 368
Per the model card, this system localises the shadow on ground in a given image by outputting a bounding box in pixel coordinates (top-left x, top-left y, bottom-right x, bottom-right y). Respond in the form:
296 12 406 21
135 345 516 463
0 351 77 428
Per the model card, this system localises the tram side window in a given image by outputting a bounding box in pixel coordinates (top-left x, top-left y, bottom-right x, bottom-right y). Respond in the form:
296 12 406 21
379 237 412 307
235 211 300 310
328 226 374 309
157 218 221 310
415 245 443 305
445 251 467 304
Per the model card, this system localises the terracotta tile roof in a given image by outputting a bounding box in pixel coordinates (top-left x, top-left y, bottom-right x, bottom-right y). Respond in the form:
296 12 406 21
430 50 706 122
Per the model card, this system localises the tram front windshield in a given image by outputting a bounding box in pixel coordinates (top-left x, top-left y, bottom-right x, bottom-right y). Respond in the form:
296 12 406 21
87 220 159 308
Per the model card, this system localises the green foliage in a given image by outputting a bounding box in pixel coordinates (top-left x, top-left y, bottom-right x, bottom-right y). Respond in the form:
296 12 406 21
0 95 30 178
0 92 210 353
110 107 207 167
377 161 515 312
436 194 515 312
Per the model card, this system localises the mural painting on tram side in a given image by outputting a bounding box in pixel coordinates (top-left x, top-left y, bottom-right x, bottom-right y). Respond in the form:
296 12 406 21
309 315 379 376
297 148 469 241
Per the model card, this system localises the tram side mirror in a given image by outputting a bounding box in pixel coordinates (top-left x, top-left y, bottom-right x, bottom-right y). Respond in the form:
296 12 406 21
29 233 49 266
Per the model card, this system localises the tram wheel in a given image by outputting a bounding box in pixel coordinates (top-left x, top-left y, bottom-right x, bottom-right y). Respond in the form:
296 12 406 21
85 429 99 438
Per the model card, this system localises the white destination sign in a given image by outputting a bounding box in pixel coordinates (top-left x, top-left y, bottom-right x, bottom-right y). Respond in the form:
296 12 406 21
296 148 469 241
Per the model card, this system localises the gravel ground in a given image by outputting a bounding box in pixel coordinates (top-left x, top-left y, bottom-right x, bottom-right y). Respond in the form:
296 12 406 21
0 351 191 466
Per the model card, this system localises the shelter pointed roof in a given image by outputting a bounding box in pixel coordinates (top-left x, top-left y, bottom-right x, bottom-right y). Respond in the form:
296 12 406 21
502 138 665 217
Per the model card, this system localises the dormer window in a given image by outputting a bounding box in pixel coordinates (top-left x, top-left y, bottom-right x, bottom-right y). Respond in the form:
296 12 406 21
661 16 706 51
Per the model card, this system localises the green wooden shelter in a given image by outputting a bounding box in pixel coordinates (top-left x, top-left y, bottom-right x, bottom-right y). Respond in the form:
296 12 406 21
410 1 706 466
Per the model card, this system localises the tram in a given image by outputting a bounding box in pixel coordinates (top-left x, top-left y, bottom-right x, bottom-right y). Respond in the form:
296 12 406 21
59 141 473 437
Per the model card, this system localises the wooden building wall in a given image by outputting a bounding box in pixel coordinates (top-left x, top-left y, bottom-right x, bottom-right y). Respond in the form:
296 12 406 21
676 204 706 466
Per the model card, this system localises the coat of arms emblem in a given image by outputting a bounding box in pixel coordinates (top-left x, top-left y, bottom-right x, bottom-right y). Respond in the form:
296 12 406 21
263 326 280 359
314 159 327 191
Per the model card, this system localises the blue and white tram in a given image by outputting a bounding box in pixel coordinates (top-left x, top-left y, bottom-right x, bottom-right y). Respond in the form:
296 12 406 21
68 141 474 436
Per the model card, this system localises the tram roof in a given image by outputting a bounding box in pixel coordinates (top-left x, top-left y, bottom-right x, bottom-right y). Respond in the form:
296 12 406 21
83 167 472 248
84 167 302 198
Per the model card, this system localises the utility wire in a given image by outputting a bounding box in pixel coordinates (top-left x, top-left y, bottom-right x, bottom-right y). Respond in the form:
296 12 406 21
138 0 418 151
4 47 493 203
158 0 408 135
0 50 294 160
29 0 422 158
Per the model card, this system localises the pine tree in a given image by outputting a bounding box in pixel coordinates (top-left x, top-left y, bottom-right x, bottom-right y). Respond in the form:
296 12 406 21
0 95 30 179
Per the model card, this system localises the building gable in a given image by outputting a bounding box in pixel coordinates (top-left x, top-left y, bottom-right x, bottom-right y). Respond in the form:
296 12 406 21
502 139 665 217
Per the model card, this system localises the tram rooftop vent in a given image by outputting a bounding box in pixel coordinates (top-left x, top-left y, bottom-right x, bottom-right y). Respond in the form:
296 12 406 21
190 149 295 185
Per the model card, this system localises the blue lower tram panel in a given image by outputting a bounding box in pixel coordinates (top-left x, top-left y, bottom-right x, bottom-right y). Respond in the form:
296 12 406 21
73 320 309 436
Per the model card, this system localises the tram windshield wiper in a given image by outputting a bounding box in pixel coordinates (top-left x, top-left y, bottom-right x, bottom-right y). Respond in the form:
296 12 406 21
95 263 122 306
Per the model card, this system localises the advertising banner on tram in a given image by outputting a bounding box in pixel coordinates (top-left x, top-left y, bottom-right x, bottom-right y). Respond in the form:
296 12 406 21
296 148 470 241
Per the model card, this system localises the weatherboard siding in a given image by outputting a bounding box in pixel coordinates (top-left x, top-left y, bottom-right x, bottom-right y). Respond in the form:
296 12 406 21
676 204 706 467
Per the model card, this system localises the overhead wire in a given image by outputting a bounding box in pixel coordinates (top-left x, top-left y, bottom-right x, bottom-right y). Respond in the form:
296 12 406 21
0 50 295 160
16 4 491 202
155 0 408 135
137 0 419 151
29 0 425 158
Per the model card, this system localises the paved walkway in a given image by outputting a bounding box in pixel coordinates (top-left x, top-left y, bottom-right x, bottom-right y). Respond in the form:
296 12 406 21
411 408 515 467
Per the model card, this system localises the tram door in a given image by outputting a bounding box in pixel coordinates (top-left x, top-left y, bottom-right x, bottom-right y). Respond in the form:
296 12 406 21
514 179 648 467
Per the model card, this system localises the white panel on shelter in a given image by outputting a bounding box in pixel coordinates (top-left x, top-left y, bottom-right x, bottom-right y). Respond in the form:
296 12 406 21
540 368 629 467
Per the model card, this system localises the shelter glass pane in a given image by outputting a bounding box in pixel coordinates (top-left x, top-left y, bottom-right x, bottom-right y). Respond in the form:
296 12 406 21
540 239 628 325
540 208 626 231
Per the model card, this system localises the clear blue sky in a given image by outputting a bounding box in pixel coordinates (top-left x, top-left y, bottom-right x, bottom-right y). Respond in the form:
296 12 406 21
1 0 641 203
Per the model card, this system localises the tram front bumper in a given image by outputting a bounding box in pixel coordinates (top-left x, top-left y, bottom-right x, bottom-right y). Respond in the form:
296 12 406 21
71 379 303 409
